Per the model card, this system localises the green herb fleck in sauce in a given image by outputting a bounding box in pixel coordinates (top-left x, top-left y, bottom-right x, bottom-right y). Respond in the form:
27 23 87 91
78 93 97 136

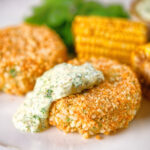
33 115 40 120
45 89 53 98
41 108 46 114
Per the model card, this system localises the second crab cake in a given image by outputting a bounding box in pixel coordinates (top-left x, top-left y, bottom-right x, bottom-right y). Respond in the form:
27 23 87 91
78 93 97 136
0 24 67 95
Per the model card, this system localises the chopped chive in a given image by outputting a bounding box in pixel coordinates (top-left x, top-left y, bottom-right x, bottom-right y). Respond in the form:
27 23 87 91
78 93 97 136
66 117 72 122
45 89 53 98
66 118 70 122
98 123 102 127
41 108 46 114
33 115 40 120
9 68 17 77
83 109 86 114
92 126 97 130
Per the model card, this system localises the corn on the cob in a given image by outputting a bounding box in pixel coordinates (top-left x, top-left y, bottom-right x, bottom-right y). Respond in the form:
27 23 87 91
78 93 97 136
72 16 148 64
131 43 150 85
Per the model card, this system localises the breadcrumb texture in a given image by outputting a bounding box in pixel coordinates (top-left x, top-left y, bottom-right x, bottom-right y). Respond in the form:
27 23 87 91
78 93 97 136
0 24 67 95
49 57 141 138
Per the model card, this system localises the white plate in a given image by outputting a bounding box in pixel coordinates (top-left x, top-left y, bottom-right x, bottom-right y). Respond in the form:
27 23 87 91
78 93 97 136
0 93 150 150
0 0 150 149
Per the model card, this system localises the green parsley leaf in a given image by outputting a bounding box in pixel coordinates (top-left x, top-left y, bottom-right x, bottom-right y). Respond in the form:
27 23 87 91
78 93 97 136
66 118 70 122
83 109 86 114
45 89 53 98
41 108 46 114
33 115 40 120
9 68 17 77
66 117 73 122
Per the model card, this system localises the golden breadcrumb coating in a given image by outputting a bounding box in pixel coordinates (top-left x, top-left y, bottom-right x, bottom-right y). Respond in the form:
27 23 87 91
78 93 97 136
0 24 67 95
49 57 141 138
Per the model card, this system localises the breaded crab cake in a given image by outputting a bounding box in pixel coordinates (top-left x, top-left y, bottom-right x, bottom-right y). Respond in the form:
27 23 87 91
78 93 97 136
0 24 67 95
49 58 141 138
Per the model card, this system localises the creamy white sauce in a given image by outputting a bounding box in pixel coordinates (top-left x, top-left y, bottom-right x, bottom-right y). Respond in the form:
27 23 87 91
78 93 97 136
136 0 150 21
13 63 104 133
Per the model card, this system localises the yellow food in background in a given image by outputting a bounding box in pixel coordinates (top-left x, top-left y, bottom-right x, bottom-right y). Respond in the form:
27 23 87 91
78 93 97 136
0 24 67 95
72 16 148 64
131 43 150 85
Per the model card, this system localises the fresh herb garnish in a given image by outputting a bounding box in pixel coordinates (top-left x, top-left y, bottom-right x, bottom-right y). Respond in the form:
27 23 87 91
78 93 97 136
66 118 70 122
92 126 97 130
83 109 86 114
66 117 73 122
98 122 102 127
9 68 17 77
45 89 53 98
33 115 40 120
25 0 129 53
41 108 46 114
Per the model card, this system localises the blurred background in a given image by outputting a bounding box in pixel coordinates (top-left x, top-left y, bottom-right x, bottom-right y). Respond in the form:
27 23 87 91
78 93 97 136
0 0 131 28
0 0 131 51
1 0 149 52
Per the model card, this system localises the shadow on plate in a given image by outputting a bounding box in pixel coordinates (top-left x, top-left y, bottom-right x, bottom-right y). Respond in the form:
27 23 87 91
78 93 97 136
136 98 150 120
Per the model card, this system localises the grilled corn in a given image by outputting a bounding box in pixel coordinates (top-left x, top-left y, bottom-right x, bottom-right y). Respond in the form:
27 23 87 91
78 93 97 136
131 43 150 85
72 16 148 64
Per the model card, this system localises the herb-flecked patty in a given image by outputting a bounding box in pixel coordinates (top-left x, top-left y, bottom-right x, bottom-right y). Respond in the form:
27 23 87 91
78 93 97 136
49 57 141 138
0 24 67 95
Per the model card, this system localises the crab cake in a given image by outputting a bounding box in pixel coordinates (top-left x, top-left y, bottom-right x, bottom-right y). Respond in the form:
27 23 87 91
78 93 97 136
0 24 67 95
49 58 141 138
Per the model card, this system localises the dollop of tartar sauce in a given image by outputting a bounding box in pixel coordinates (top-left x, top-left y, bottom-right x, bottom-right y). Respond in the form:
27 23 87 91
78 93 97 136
13 63 104 133
136 0 150 21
